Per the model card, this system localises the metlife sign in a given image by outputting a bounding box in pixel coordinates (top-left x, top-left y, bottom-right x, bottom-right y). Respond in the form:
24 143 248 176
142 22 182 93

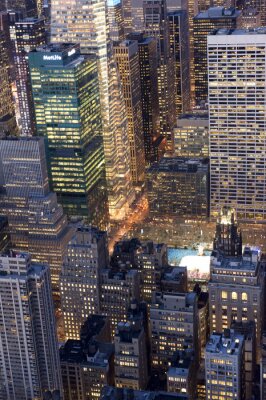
43 54 62 61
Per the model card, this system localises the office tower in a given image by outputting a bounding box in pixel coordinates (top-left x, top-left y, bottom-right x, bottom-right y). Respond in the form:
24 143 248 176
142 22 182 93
0 32 18 137
51 0 134 221
213 207 242 257
208 29 266 221
29 44 109 228
231 321 256 400
122 0 144 35
101 387 188 399
114 321 149 390
100 269 140 336
193 7 241 104
137 36 163 165
14 17 46 136
205 330 245 400
167 350 197 399
60 225 109 340
0 0 37 17
174 112 209 158
168 11 190 117
0 251 62 399
60 315 114 400
241 7 261 28
196 367 206 400
194 285 209 359
113 40 145 184
150 292 198 373
143 0 176 150
146 157 209 218
0 137 73 291
108 0 124 41
209 245 264 361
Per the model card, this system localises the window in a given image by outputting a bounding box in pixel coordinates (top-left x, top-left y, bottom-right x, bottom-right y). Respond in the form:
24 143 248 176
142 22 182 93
232 292 238 300
242 292 248 301
222 291 228 299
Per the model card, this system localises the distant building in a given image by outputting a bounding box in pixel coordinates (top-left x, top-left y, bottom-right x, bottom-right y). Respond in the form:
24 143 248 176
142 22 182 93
0 251 62 399
167 350 196 399
174 113 209 158
205 330 245 400
60 315 114 400
150 292 199 373
60 226 109 340
146 157 209 218
0 31 18 137
100 269 140 336
107 0 124 41
113 40 145 184
193 6 241 103
14 17 46 135
168 11 190 117
0 0 37 17
114 321 149 390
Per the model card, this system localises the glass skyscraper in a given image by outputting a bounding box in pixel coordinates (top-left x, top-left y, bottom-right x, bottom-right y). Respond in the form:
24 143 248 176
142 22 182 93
28 44 109 228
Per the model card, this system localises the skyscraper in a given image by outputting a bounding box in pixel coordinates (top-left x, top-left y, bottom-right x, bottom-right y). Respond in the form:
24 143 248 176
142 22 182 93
60 225 109 340
29 44 109 227
122 0 144 35
193 6 241 104
0 251 62 399
51 0 134 220
0 136 73 291
113 40 145 184
208 28 266 221
168 11 190 117
143 0 177 150
0 31 18 137
14 17 46 136
107 0 125 41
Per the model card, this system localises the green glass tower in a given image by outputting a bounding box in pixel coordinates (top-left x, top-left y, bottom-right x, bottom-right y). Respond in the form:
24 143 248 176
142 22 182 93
28 43 109 229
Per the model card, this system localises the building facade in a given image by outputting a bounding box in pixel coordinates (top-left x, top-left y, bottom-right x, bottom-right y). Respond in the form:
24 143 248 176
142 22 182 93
60 225 109 340
208 28 266 221
0 251 62 399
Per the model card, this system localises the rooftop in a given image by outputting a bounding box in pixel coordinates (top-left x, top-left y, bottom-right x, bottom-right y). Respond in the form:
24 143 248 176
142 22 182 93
211 246 261 272
211 27 266 35
206 330 244 356
147 157 209 174
194 7 241 19
101 387 188 399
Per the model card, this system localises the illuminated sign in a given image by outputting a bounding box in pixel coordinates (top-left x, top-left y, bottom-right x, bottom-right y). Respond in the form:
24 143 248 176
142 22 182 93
68 48 76 57
43 54 62 61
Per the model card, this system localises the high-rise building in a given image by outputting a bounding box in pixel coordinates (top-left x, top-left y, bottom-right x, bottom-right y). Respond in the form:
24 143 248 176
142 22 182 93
0 136 73 291
209 245 264 361
0 251 62 399
143 0 177 150
137 36 162 164
113 40 145 184
50 0 134 221
108 0 125 41
14 17 46 136
60 315 114 400
193 6 241 104
0 31 18 137
205 330 245 400
122 0 144 35
100 269 140 336
29 44 109 228
0 0 37 17
146 157 209 218
174 112 209 158
168 11 190 117
150 292 199 373
114 321 149 390
208 28 266 221
60 225 109 340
